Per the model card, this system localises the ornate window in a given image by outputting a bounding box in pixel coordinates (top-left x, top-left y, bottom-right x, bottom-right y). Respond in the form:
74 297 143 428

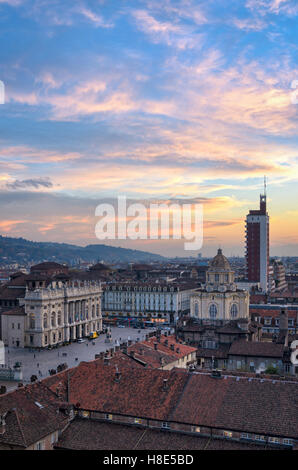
30 314 35 329
230 304 238 318
209 304 217 318
51 312 56 327
194 302 199 317
43 314 47 328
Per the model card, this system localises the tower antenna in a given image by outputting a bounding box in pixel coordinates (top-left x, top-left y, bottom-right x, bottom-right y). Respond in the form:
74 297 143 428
264 175 267 196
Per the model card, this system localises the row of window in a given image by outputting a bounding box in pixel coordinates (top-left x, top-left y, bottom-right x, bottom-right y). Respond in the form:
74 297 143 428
97 414 294 447
194 303 238 318
108 286 177 292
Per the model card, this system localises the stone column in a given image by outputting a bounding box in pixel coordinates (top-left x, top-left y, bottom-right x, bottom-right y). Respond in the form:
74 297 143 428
65 326 70 342
71 325 76 340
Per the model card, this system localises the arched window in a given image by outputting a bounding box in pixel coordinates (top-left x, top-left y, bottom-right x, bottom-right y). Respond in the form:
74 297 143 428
230 304 238 318
43 313 47 329
194 302 199 317
51 312 56 327
57 311 62 326
209 304 217 318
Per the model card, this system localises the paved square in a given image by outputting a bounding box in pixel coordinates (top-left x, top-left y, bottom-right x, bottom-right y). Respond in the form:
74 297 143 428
1 326 158 384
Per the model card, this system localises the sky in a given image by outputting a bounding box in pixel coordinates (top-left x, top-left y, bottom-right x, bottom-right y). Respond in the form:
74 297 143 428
0 0 297 257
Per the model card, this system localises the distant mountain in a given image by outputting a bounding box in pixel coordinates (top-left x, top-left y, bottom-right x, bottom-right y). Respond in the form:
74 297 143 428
0 235 165 265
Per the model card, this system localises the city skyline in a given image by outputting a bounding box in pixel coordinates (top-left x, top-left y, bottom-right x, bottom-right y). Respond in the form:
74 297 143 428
0 0 297 257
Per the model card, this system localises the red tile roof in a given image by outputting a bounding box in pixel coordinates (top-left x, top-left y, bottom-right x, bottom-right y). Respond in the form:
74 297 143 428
55 418 268 450
42 361 298 439
0 383 68 448
125 335 196 368
228 340 285 358
1 306 26 316
171 373 298 438
47 362 188 421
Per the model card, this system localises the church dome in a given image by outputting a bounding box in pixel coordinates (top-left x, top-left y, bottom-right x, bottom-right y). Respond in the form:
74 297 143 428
209 248 231 270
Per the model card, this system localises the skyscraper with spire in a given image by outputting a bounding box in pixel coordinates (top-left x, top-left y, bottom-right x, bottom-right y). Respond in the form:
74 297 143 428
245 178 269 292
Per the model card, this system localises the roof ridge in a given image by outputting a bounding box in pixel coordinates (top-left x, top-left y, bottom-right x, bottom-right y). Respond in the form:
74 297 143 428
133 428 148 450
13 407 28 447
167 371 192 421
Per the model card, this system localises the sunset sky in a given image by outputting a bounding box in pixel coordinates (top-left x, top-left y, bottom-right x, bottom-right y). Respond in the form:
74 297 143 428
0 0 297 257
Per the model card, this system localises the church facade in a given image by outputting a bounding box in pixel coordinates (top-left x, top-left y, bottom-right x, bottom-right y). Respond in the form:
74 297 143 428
190 249 249 325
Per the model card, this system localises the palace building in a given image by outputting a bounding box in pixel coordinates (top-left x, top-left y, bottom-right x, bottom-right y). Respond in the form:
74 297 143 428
21 279 102 348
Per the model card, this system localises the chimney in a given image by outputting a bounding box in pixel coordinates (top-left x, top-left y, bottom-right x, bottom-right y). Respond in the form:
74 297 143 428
170 344 175 351
162 378 168 391
104 357 110 366
164 339 168 347
211 369 222 379
128 339 132 346
115 368 121 383
160 357 165 366
56 382 63 398
0 415 6 435
176 347 180 354
139 347 144 356
279 309 288 347
130 350 135 358
154 342 158 351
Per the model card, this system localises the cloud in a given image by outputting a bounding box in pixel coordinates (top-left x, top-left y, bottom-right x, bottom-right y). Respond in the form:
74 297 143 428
246 0 298 16
77 6 114 28
6 177 53 190
132 9 203 49
0 0 23 5
0 145 81 163
232 17 267 31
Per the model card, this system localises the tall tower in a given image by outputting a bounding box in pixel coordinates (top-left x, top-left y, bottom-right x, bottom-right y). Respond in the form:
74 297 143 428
245 178 269 292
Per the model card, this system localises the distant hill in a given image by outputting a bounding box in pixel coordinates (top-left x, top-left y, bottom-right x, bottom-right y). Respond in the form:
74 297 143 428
0 235 165 265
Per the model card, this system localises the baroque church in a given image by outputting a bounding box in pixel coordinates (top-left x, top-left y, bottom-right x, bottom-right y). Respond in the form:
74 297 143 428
190 248 249 325
176 249 261 355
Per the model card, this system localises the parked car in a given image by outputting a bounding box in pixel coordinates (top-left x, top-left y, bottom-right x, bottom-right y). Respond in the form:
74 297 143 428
118 324 125 328
77 338 86 343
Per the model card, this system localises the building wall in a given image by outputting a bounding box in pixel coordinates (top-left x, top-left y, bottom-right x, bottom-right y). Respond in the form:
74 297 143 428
0 430 60 450
102 285 197 323
23 282 102 348
190 290 249 323
228 355 283 373
1 315 25 348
